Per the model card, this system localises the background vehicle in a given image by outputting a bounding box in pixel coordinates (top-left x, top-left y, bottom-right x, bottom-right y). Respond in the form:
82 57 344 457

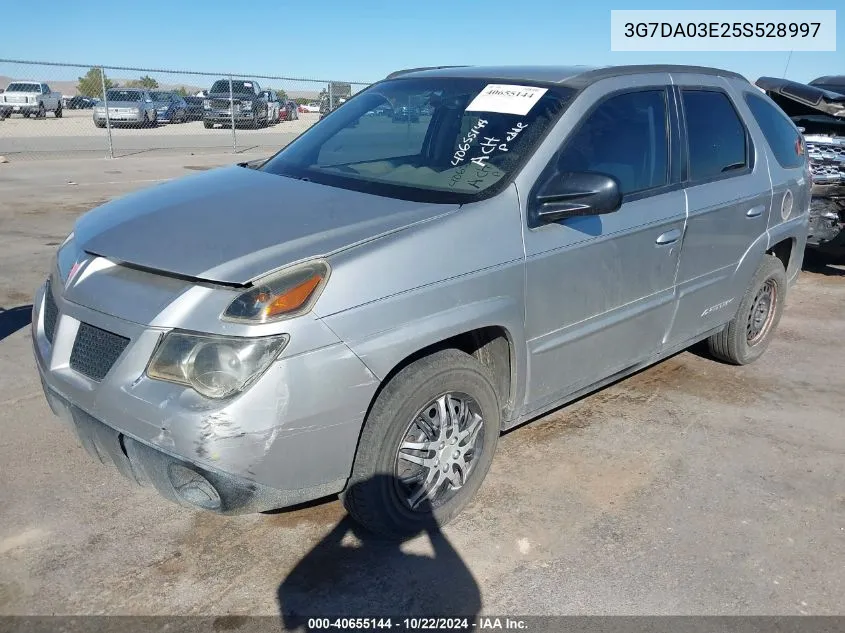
92 89 157 128
0 82 62 119
279 100 299 121
300 102 320 113
203 79 269 129
260 90 281 123
183 96 204 121
149 90 189 123
758 76 845 258
391 104 420 122
63 95 96 110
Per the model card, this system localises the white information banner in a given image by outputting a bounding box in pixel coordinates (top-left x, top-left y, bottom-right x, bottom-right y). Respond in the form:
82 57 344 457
610 10 836 52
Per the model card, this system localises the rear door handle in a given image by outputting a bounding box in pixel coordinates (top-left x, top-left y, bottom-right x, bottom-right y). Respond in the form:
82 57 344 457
656 228 682 245
746 205 765 218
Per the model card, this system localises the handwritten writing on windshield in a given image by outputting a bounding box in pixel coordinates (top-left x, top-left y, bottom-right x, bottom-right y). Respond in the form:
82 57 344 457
468 123 529 168
451 119 488 166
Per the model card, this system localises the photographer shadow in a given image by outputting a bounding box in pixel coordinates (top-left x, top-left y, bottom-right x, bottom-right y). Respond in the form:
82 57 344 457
277 474 481 631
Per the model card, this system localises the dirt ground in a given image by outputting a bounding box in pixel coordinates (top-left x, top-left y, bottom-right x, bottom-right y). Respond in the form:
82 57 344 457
1 155 843 620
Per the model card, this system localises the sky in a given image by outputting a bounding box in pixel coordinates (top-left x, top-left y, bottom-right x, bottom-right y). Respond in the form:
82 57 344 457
1 0 841 88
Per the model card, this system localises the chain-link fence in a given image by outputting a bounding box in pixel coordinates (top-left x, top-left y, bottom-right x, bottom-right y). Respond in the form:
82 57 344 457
0 59 371 160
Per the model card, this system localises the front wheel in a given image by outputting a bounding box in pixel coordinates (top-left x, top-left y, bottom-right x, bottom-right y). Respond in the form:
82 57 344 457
203 120 214 129
342 349 500 539
54 104 62 118
707 254 787 365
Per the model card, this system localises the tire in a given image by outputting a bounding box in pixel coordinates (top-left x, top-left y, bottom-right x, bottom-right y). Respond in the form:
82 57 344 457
23 112 31 118
54 104 62 118
707 254 787 365
94 120 106 128
342 348 500 539
36 103 46 119
203 120 214 129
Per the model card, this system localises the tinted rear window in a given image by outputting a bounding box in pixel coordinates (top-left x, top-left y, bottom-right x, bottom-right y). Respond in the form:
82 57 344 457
744 93 804 169
682 90 748 182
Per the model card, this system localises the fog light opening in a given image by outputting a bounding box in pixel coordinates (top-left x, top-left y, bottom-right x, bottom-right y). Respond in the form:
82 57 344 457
168 464 222 511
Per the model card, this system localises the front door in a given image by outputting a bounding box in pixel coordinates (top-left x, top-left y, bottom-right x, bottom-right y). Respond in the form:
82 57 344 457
520 81 685 415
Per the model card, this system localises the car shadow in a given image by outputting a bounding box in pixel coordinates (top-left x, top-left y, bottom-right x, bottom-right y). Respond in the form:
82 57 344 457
802 250 845 276
0 305 32 342
276 474 481 631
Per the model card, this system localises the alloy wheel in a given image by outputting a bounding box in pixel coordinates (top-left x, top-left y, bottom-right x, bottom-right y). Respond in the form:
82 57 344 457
394 392 485 511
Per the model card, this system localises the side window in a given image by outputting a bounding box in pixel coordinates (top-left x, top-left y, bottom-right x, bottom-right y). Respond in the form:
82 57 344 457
556 90 669 196
682 90 748 181
744 92 804 169
43 84 50 93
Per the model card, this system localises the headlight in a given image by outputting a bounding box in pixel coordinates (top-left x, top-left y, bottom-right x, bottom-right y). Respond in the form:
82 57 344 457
56 233 81 285
223 261 329 323
241 101 253 110
203 99 211 109
146 331 288 399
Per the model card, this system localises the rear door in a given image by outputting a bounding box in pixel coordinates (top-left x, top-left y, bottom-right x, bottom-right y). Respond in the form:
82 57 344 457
666 74 773 345
743 90 811 279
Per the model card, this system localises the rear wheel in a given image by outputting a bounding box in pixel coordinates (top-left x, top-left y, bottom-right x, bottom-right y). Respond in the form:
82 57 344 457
342 349 500 539
707 254 787 365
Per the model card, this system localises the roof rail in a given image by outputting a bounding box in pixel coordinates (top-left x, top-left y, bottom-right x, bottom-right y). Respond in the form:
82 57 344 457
385 66 471 79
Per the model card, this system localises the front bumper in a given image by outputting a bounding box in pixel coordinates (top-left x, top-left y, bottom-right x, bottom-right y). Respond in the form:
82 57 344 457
93 111 147 123
32 278 379 514
204 110 256 122
1 103 40 114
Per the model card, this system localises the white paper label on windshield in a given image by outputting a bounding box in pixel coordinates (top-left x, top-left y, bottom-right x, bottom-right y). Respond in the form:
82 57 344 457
465 84 548 116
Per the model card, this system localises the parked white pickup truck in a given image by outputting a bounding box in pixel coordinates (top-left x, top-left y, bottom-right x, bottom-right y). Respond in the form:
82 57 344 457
0 81 62 119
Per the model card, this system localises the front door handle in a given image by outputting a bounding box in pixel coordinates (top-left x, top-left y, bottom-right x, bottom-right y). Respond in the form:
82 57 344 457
746 205 765 218
656 228 682 245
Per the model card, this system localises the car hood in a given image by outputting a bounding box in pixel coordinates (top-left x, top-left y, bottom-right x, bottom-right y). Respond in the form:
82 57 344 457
74 165 458 285
755 77 845 119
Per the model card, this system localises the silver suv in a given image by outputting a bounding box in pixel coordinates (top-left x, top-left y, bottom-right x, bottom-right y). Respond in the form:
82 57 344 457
33 65 810 537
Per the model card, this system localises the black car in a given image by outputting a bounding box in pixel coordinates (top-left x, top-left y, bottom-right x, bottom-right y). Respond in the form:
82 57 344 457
65 96 95 109
203 79 269 129
183 96 204 121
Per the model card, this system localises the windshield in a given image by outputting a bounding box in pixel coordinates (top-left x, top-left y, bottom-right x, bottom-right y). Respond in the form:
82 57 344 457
7 83 40 92
150 91 173 101
106 90 143 102
261 77 574 203
210 80 255 95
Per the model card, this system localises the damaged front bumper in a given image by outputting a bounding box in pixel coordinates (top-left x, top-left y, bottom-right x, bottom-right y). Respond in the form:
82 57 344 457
806 135 845 253
32 280 379 514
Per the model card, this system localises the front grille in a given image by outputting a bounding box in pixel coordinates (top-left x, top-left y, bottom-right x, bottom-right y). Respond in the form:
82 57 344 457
69 323 130 381
211 99 232 109
43 281 58 344
805 135 845 185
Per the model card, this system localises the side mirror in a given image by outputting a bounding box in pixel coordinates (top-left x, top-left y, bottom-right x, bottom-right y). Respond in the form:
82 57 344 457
534 171 622 223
